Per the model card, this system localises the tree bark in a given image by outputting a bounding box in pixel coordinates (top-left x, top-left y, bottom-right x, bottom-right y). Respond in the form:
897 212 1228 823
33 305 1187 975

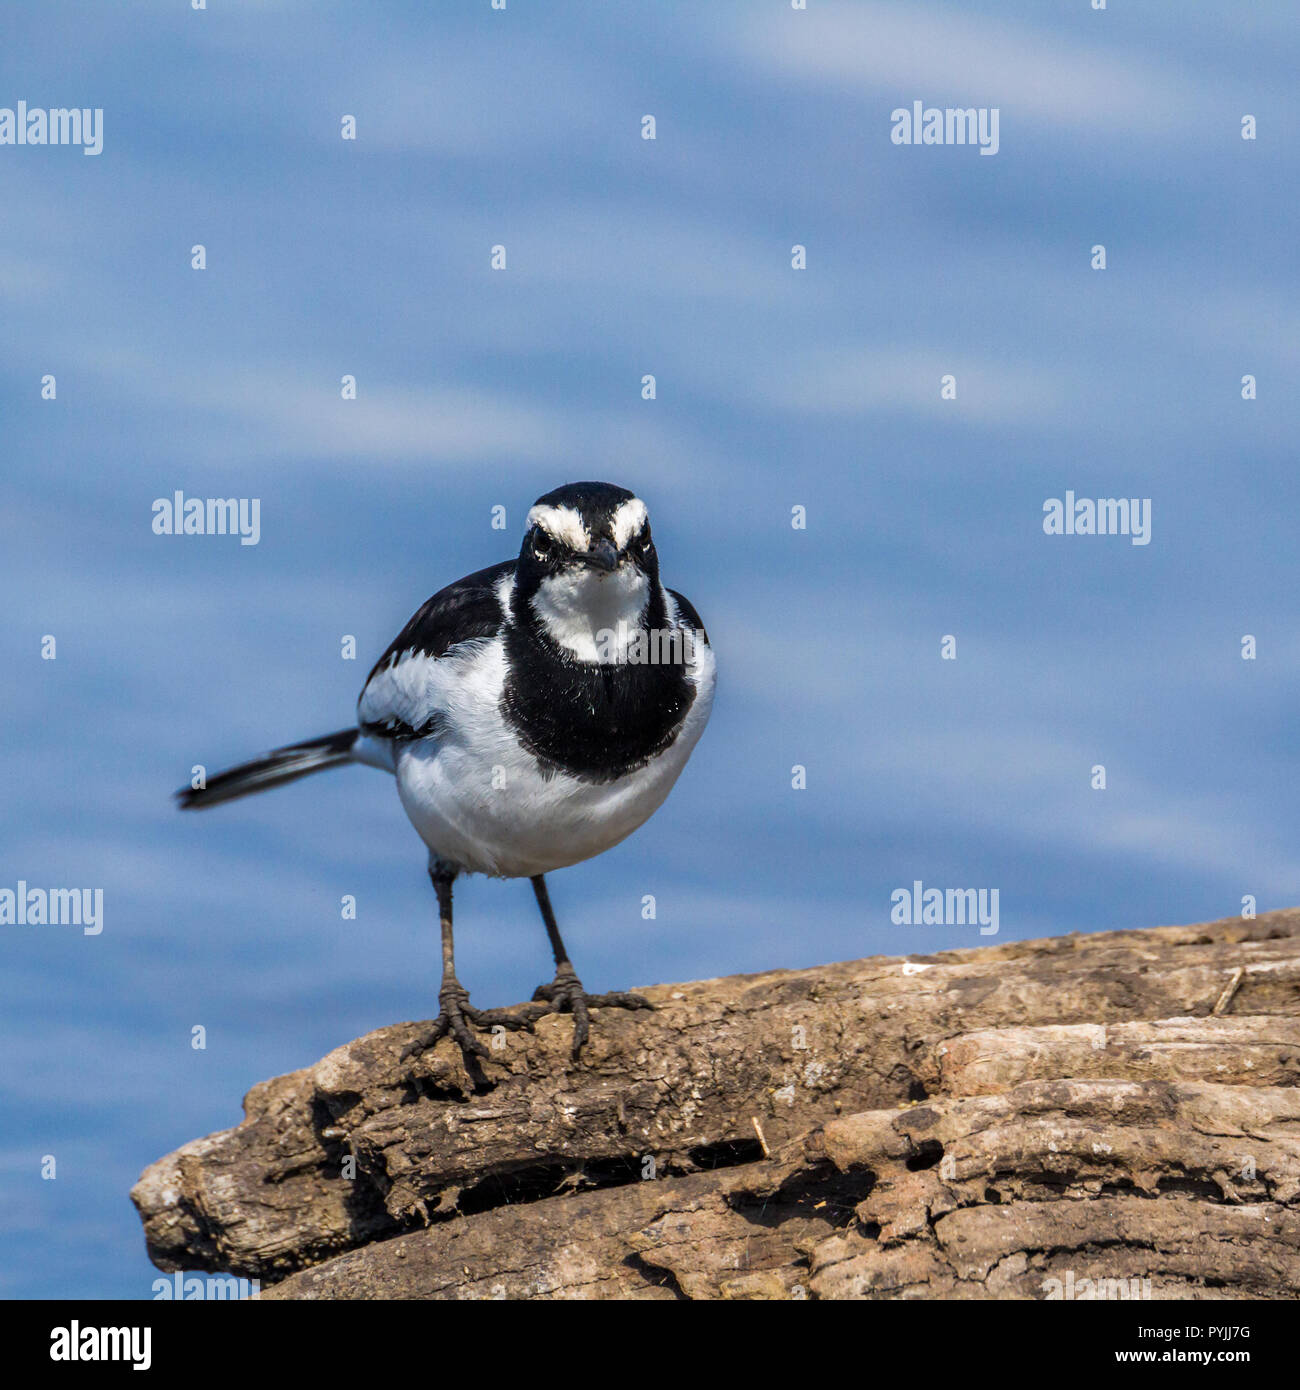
131 908 1300 1298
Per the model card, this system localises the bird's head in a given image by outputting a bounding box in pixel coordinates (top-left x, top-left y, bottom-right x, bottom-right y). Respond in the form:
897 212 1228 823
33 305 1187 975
513 481 661 660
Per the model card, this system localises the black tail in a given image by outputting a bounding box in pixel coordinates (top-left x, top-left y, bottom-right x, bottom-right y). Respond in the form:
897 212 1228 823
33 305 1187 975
176 729 359 810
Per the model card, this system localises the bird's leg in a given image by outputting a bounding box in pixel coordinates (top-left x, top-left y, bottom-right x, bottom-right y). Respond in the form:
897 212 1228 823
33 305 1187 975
401 866 531 1069
526 874 652 1059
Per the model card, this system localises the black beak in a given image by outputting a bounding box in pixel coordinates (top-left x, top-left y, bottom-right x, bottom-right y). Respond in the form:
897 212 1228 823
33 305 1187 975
583 539 619 572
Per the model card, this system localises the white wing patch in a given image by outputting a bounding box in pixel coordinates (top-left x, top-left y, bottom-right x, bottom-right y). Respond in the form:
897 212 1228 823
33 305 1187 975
526 503 589 552
665 589 716 698
360 637 497 736
360 576 513 739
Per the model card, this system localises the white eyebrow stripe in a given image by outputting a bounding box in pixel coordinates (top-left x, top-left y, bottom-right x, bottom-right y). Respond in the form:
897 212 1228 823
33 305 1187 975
611 497 648 549
526 503 590 552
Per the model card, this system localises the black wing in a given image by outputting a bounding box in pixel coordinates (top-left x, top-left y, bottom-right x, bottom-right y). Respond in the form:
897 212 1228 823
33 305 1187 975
358 560 514 740
667 588 708 644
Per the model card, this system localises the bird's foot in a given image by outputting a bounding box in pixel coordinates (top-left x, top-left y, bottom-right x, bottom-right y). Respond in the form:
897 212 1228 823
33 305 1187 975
401 977 532 1070
526 963 653 1060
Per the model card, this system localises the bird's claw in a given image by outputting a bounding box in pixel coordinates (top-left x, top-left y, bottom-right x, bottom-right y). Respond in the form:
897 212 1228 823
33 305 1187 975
526 965 653 1060
401 978 532 1069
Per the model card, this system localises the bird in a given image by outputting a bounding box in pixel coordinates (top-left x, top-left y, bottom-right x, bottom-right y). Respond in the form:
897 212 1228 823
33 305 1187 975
177 481 715 1069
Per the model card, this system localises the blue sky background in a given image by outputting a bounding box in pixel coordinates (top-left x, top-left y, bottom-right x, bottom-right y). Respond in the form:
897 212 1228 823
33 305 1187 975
2 0 1297 1298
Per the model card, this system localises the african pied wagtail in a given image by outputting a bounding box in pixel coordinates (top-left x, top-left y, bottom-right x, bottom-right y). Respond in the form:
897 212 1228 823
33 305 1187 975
178 482 715 1066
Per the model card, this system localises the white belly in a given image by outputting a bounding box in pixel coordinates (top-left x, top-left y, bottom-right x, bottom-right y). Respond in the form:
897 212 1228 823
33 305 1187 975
392 641 715 878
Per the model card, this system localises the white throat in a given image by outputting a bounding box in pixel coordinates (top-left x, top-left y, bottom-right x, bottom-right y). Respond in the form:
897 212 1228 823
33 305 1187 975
530 567 651 663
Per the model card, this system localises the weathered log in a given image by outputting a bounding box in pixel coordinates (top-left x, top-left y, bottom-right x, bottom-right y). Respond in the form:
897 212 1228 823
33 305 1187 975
263 1075 1300 1300
131 908 1300 1296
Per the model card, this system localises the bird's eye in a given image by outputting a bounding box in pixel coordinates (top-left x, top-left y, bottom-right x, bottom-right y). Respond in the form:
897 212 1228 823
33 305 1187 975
532 529 553 562
637 524 653 553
